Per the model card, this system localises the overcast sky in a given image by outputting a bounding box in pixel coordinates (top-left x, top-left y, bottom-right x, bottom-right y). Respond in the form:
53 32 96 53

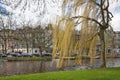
109 1 120 31
11 0 62 26
1 0 120 31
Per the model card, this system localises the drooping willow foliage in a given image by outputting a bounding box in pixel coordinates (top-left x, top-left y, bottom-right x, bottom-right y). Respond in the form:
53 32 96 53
52 0 114 68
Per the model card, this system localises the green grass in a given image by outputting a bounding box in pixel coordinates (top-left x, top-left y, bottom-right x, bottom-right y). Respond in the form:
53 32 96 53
0 68 120 80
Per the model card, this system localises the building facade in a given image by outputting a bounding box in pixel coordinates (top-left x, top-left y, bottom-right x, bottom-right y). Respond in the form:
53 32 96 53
114 31 120 54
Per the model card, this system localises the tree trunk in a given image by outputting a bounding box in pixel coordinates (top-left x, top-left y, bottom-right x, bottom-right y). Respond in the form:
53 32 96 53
99 30 106 68
26 41 29 53
4 39 7 54
39 46 42 57
2 44 4 54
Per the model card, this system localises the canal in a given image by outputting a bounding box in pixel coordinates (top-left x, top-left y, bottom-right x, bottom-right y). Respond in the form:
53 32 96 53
0 61 58 76
0 58 120 76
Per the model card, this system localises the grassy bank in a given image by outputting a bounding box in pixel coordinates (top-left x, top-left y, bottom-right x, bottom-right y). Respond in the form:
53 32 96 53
0 68 120 80
0 56 52 61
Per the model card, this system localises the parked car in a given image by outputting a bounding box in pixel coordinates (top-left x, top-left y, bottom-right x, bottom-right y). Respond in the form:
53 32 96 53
0 53 7 57
33 53 41 57
22 53 32 57
43 52 52 56
11 52 22 57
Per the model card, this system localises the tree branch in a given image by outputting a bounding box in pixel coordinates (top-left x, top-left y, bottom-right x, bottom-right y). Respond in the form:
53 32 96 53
87 32 99 41
71 16 102 27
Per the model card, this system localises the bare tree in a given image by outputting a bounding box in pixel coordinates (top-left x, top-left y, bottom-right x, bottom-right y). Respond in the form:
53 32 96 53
0 15 15 53
32 24 53 54
0 0 21 53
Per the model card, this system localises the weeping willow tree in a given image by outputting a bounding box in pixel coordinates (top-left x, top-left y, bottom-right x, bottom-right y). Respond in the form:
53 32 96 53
52 0 114 68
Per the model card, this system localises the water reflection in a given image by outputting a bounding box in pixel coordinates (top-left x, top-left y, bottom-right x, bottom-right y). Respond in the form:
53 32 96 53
0 61 58 76
0 58 120 76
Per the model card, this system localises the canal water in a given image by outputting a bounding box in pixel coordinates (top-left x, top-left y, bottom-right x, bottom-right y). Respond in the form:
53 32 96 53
0 61 58 76
0 58 120 76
